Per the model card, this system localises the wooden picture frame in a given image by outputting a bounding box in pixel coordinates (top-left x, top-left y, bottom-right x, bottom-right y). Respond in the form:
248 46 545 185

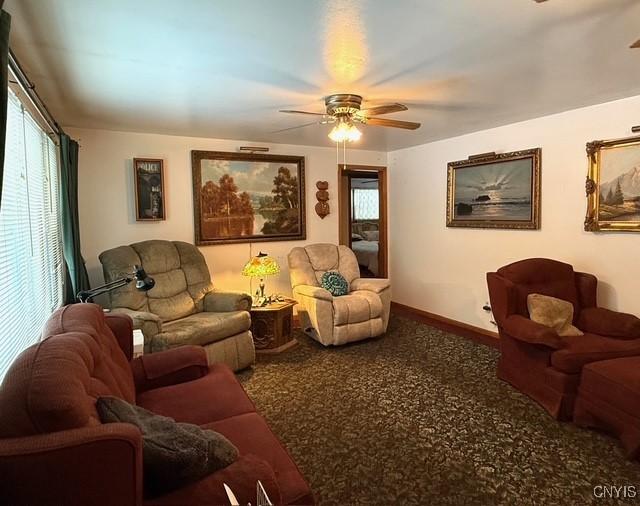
585 135 640 232
133 158 165 221
191 150 306 245
446 148 541 229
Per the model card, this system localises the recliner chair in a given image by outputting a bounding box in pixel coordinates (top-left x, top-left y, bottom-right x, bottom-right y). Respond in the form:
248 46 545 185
487 258 640 420
100 240 255 371
288 243 391 346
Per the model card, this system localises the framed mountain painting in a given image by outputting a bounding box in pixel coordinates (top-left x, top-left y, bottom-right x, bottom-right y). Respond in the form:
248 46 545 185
191 151 306 245
446 148 541 229
585 135 640 232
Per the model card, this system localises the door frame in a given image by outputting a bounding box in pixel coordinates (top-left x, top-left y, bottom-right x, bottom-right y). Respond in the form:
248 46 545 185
337 164 388 278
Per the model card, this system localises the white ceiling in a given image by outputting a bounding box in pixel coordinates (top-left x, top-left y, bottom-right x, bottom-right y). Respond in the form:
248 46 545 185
6 0 640 151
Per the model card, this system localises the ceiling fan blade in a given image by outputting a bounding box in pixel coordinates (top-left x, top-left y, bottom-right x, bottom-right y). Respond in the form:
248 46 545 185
279 110 327 116
533 0 548 3
358 103 408 116
631 39 640 49
272 121 323 133
364 117 421 130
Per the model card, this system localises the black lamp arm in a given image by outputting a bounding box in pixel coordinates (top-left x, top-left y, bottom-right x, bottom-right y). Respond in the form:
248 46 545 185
76 277 132 303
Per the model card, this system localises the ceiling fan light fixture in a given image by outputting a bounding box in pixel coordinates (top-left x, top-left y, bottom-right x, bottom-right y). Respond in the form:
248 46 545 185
328 120 361 143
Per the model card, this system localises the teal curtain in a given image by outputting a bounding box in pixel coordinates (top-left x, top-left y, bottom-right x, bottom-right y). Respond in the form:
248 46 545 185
0 10 11 206
59 132 90 303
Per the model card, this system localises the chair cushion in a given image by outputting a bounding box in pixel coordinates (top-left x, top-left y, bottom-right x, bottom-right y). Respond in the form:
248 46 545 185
579 357 640 419
527 293 583 337
156 311 251 348
97 396 238 497
333 292 382 325
99 240 215 320
321 271 348 297
551 333 640 374
497 258 579 320
205 412 314 506
136 364 256 425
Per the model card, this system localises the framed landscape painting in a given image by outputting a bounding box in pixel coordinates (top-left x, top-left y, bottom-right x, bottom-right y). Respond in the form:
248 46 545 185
585 135 640 232
446 148 541 229
191 151 306 245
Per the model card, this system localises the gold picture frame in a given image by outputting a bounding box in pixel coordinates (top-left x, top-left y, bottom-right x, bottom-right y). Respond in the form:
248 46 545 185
585 135 640 232
191 150 306 245
446 148 541 229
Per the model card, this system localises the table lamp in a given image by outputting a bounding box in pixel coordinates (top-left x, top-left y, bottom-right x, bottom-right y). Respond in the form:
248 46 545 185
241 252 280 306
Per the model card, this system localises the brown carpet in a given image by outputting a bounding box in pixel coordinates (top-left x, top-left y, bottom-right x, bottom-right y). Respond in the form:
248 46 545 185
238 314 640 505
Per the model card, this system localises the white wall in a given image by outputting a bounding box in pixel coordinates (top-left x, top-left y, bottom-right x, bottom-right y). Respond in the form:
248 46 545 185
67 127 386 299
388 95 640 332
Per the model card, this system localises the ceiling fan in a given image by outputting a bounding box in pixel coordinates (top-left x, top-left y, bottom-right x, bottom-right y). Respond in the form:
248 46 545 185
533 0 640 47
278 94 420 142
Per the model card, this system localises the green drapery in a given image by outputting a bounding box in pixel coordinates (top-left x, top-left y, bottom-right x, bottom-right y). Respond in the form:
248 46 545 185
0 10 11 206
60 132 90 303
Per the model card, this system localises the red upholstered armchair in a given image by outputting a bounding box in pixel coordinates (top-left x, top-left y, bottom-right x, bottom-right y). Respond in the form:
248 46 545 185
487 258 640 420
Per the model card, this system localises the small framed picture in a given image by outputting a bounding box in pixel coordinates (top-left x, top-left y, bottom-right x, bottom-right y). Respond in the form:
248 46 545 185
134 158 165 221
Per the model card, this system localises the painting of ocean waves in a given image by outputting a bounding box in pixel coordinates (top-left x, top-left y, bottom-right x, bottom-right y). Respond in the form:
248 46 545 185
454 196 532 220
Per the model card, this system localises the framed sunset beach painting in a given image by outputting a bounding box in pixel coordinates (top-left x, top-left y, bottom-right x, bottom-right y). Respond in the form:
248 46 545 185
446 148 541 229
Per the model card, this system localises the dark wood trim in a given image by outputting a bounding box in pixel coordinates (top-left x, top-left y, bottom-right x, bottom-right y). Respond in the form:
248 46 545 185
391 301 500 349
337 164 388 277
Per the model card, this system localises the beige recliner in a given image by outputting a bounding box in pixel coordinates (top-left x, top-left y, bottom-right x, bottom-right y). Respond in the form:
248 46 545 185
288 243 391 346
99 240 255 371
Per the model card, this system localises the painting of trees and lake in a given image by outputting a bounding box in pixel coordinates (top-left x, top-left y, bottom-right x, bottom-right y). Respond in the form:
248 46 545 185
192 151 306 245
598 143 640 222
446 148 541 229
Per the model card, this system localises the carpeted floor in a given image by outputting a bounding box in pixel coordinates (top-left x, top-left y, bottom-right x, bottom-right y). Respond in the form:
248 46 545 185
238 315 640 505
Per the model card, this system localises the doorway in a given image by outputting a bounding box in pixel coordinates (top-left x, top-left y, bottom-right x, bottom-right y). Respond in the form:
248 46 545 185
338 165 388 278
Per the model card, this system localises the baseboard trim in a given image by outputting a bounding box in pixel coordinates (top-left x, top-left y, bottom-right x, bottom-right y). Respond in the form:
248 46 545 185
390 301 500 349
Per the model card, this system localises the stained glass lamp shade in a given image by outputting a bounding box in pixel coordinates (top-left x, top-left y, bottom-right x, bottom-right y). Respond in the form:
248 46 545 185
241 252 280 299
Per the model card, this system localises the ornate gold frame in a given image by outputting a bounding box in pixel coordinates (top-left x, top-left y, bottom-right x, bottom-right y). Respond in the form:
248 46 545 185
585 135 640 232
191 150 306 245
446 148 541 229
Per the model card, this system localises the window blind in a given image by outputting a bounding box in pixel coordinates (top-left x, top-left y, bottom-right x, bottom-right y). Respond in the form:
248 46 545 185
0 88 64 381
352 188 379 220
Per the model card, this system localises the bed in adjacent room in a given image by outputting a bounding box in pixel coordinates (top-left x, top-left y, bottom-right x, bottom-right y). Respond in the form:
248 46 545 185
351 223 379 276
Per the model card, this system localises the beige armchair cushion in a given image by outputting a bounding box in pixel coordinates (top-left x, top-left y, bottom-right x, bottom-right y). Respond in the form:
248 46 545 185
333 293 382 326
154 311 251 350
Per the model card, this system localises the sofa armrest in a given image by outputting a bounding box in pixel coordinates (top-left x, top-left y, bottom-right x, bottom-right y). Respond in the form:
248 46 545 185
502 315 564 349
110 308 162 347
204 290 252 312
131 345 209 393
293 285 333 302
350 278 390 294
0 424 142 506
578 307 640 339
106 313 134 360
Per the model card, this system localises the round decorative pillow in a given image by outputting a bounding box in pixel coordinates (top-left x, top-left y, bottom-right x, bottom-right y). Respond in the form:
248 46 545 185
321 271 349 297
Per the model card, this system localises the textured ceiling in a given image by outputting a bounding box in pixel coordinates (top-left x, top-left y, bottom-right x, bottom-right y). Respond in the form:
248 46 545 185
6 0 640 151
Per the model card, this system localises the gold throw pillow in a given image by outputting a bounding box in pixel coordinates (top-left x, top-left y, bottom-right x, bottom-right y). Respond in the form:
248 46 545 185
527 293 584 337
